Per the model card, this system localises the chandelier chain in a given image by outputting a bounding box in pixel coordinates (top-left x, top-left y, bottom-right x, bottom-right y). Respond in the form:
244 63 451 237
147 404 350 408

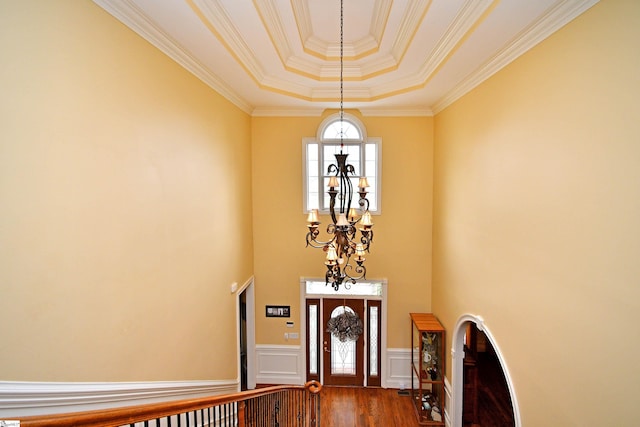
340 0 344 151
304 0 375 291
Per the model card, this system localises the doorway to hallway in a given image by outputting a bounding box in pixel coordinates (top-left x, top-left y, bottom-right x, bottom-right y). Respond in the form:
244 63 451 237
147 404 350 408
462 322 515 426
451 314 521 427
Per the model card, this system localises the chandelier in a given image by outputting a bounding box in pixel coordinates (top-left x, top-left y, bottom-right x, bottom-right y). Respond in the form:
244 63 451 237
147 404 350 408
305 0 375 291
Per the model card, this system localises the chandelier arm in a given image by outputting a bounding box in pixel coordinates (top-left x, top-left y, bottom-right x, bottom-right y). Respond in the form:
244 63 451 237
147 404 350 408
341 165 354 215
343 262 366 280
306 224 339 248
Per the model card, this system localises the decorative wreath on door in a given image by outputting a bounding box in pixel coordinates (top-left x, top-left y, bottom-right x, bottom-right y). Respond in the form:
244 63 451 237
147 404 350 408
327 311 364 342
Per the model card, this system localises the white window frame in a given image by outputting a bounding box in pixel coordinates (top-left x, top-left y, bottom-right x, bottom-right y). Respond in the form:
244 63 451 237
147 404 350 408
303 112 382 214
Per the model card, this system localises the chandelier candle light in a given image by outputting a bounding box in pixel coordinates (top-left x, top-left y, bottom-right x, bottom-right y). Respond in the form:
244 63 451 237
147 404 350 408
305 0 375 291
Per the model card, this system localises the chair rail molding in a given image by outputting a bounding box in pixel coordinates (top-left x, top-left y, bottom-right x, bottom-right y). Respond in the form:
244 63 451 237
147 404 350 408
0 379 238 418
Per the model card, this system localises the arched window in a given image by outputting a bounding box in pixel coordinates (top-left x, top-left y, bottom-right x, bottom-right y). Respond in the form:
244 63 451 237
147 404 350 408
303 113 381 214
322 119 361 140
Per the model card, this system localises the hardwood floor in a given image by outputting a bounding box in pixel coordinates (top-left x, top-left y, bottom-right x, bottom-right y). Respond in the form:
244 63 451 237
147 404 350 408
320 387 420 427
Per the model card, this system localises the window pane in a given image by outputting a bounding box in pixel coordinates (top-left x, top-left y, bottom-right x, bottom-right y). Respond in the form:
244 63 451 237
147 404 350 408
323 145 360 177
308 161 318 176
308 193 319 211
305 123 379 215
330 306 356 375
369 306 379 376
322 120 361 140
307 143 319 160
306 280 382 296
309 305 318 375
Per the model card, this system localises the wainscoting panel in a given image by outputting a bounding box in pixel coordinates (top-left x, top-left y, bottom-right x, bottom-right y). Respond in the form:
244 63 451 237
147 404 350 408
385 348 413 390
255 344 304 385
0 379 238 418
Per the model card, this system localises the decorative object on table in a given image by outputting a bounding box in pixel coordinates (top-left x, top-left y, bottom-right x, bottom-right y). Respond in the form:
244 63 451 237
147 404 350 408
427 367 438 381
326 310 364 342
304 0 375 292
422 332 439 378
431 405 442 422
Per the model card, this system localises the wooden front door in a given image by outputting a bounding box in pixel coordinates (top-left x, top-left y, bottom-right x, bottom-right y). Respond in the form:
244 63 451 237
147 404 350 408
322 298 365 386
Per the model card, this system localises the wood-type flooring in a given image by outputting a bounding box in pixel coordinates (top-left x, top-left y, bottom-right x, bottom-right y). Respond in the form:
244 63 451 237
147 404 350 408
320 386 420 427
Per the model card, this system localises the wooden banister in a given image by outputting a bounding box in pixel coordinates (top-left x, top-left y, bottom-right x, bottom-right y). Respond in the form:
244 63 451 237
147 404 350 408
15 380 322 427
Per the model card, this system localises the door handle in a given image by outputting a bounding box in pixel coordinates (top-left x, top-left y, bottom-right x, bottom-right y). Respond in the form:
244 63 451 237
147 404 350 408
324 340 330 353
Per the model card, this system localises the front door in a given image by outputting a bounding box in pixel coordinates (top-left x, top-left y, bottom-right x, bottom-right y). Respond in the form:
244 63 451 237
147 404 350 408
322 298 365 386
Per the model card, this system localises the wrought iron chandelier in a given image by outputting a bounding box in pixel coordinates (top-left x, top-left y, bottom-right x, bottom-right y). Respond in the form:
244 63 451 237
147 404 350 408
305 0 375 291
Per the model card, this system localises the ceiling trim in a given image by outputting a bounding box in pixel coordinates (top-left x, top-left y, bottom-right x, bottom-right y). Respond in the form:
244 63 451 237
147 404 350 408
250 107 434 118
185 0 494 102
248 0 429 81
92 0 253 113
93 0 601 117
291 0 392 60
432 0 600 113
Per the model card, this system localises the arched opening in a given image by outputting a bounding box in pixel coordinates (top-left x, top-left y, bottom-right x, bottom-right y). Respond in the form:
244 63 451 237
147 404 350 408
451 315 521 427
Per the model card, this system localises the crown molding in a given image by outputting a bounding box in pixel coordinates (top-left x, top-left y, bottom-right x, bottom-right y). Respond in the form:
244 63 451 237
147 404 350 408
432 0 600 114
290 0 392 59
94 0 600 115
250 107 433 118
250 108 325 117
412 0 496 91
92 0 253 114
360 108 434 117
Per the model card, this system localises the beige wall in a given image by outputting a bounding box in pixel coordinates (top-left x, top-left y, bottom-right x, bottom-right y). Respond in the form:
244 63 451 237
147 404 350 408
433 0 640 425
0 1 253 381
252 111 433 348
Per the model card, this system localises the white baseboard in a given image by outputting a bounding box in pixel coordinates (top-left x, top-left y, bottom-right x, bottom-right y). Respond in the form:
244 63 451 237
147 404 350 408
255 344 304 385
0 379 238 418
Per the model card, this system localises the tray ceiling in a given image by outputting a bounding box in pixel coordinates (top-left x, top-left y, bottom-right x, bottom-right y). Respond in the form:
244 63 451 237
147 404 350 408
93 0 599 116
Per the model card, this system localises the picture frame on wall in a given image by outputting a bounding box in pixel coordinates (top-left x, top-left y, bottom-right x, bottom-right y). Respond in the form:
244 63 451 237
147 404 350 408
266 305 290 318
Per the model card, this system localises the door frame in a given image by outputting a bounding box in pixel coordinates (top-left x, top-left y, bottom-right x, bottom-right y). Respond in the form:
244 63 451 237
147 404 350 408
299 278 388 387
236 278 256 390
451 314 521 427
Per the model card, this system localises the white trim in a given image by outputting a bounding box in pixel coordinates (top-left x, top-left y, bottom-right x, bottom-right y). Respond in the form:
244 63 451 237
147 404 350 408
92 0 253 114
299 278 388 387
444 376 452 427
255 345 304 385
433 0 600 114
251 107 435 117
0 379 238 417
450 314 521 427
236 277 256 391
251 108 325 117
359 108 434 117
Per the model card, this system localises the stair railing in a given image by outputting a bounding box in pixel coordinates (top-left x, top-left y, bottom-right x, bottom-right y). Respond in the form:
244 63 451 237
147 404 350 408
13 380 322 427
